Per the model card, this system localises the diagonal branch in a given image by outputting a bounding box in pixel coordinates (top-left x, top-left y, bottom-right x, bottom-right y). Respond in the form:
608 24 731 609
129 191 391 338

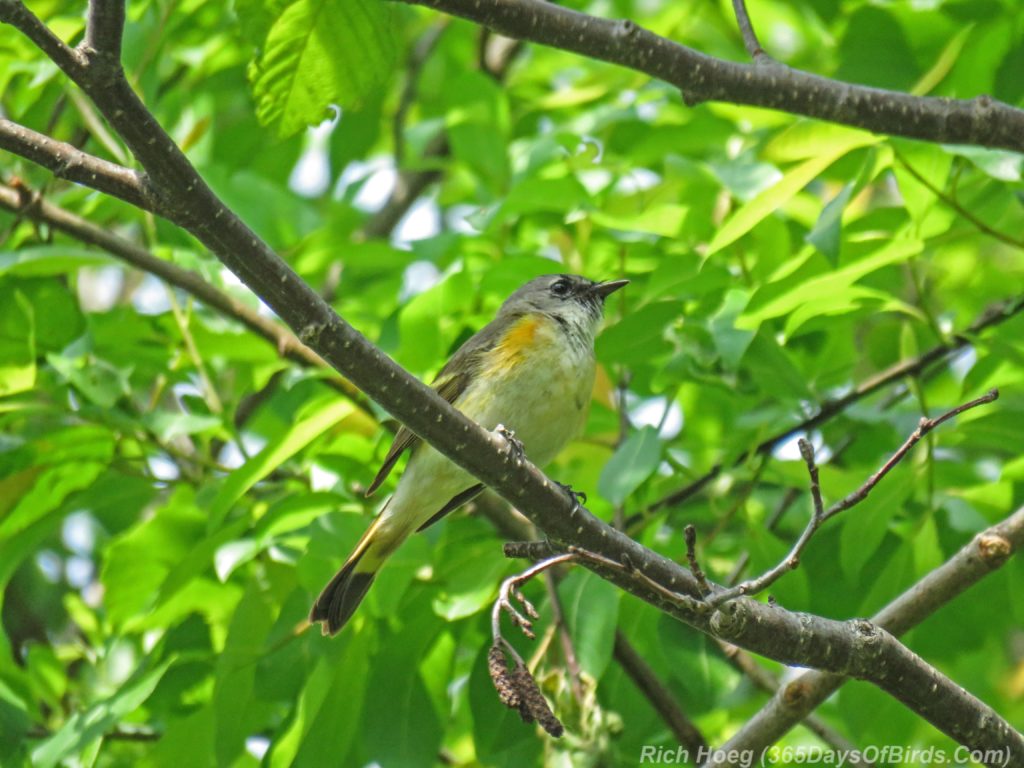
4 3 1022 760
710 505 1024 765
707 389 998 607
0 181 373 412
400 0 1024 153
613 630 707 754
646 293 1024 513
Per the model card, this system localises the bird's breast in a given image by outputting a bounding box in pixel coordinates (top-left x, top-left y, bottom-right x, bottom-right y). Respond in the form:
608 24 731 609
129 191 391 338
461 314 595 466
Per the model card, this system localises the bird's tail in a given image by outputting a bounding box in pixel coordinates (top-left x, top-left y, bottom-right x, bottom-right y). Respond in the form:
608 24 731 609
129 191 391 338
309 512 403 635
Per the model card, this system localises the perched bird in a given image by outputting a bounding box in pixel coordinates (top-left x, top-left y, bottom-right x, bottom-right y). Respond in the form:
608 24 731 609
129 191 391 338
310 273 628 635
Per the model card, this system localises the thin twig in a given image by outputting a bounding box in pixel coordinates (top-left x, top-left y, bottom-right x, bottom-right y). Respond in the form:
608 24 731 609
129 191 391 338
707 389 999 607
823 388 998 523
0 182 375 414
393 21 449 166
491 554 574 661
895 153 1024 251
731 0 768 61
648 296 1023 513
684 524 711 597
613 630 707 753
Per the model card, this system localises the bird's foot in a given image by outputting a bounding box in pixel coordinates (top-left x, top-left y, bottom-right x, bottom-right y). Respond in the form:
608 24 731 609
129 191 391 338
494 424 525 461
554 481 587 512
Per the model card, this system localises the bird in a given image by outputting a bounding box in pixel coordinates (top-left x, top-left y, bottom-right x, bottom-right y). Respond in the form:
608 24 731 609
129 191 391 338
310 273 628 635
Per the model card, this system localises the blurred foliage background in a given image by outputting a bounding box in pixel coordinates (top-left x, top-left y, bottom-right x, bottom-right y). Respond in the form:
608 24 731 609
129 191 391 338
2 0 1024 765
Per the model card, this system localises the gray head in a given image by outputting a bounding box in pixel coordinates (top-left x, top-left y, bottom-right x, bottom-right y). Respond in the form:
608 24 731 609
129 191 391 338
499 274 628 343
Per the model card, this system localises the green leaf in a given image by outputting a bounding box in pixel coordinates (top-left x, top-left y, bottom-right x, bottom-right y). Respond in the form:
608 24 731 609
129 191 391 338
739 237 923 329
596 301 679 366
213 582 277 766
250 0 397 138
30 658 174 768
208 397 354 528
709 289 756 370
836 6 919 91
559 569 621 679
708 132 878 255
911 24 974 96
806 183 853 264
431 521 510 621
0 290 34 396
598 426 662 506
47 352 131 409
144 411 223 442
267 633 372 768
0 462 105 544
0 246 109 277
839 468 911 581
591 204 690 238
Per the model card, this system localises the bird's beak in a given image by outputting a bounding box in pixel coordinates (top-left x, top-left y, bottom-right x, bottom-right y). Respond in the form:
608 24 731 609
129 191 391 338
591 279 629 299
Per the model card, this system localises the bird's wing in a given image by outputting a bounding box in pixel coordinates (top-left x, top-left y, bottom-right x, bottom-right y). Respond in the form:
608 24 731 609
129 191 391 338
363 316 512 496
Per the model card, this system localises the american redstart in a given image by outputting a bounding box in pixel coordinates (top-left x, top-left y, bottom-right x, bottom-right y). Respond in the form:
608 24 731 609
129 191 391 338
310 273 627 635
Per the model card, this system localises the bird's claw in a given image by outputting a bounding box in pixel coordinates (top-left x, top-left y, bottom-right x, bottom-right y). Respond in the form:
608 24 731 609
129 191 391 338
555 481 587 510
495 424 525 460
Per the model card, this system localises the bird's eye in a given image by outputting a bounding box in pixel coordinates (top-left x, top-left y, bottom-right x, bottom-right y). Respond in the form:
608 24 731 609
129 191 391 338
550 279 571 297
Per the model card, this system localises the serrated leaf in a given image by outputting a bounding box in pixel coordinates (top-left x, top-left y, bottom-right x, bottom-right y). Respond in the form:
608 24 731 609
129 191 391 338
250 0 396 138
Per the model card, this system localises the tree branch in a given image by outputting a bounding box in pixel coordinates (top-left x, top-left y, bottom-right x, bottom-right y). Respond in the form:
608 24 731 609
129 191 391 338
715 642 872 764
5 3 1022 760
613 630 707 755
399 0 1024 153
502 536 1024 765
709 505 1024 765
0 119 156 212
82 0 125 62
0 181 373 411
647 293 1024 513
731 0 767 61
707 389 998 607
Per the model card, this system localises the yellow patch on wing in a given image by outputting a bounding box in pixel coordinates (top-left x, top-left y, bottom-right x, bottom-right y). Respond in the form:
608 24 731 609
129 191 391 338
490 315 541 370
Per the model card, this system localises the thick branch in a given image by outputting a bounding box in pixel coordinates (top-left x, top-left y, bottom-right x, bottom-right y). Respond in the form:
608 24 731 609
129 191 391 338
401 0 1024 153
0 119 156 212
709 506 1024 765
